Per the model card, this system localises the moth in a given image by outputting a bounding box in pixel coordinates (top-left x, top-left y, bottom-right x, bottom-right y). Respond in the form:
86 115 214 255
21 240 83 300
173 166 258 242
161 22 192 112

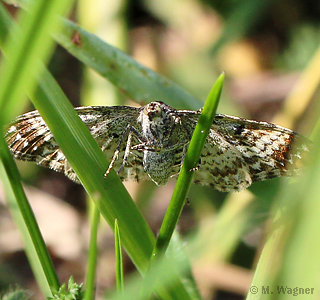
5 101 310 192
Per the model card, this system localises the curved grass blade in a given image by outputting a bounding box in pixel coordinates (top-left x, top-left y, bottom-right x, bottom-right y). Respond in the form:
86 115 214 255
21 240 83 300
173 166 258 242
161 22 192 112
54 18 202 110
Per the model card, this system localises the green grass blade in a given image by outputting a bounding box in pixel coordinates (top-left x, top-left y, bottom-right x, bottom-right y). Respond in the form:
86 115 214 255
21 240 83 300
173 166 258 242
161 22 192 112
0 137 59 297
34 67 155 272
84 204 100 300
34 67 194 300
152 73 224 257
115 219 124 293
141 74 224 299
53 18 202 110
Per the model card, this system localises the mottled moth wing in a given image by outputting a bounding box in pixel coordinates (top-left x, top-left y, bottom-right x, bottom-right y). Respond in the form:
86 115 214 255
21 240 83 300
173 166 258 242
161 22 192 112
184 112 310 192
5 106 147 183
5 101 310 192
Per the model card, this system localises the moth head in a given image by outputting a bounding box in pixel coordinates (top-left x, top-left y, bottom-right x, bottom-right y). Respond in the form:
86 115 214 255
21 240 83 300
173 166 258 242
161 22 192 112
142 101 180 126
144 101 163 120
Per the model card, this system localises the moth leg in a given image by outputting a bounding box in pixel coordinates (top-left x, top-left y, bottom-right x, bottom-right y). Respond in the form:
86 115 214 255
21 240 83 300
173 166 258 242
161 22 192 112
104 150 119 178
118 125 152 172
117 130 133 174
131 144 156 152
104 125 145 178
104 125 131 178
